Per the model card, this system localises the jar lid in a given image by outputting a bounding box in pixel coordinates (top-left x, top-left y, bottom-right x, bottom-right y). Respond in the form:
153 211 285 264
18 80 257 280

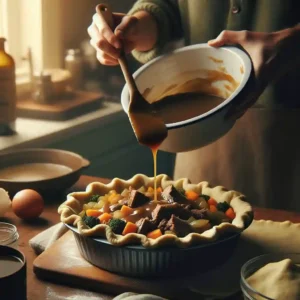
33 71 52 81
66 49 81 56
0 222 18 246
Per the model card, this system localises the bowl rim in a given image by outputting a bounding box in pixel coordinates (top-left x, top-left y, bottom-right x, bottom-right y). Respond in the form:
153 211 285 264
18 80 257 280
240 252 300 300
121 43 252 130
0 148 86 184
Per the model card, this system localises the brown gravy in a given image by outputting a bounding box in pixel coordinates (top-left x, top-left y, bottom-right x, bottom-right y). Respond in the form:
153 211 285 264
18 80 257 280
124 200 166 223
152 93 225 124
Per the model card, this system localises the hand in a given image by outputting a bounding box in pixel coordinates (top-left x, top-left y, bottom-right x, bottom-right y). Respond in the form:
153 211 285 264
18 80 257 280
208 26 300 119
88 11 158 66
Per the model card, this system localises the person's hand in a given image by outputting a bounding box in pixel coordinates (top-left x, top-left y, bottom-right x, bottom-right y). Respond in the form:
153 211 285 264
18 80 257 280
208 26 300 119
88 10 158 66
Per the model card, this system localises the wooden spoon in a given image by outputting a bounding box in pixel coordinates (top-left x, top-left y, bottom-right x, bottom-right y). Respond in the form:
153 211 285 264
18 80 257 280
96 4 168 147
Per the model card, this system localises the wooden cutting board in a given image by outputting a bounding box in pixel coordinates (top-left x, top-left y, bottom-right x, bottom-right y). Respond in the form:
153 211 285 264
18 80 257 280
33 231 234 300
17 91 104 121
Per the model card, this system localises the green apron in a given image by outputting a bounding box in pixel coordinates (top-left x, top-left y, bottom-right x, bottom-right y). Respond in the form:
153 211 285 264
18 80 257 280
130 0 300 210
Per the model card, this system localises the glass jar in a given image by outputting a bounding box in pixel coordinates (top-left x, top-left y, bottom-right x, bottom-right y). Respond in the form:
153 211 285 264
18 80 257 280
65 48 84 90
240 253 300 300
32 71 53 103
0 222 19 249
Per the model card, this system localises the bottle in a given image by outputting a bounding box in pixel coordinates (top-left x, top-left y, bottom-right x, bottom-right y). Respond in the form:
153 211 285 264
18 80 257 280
0 38 17 135
65 49 84 90
32 71 53 103
0 38 16 135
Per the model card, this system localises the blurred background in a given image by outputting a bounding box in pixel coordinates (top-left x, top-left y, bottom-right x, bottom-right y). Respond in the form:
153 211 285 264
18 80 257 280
0 0 176 179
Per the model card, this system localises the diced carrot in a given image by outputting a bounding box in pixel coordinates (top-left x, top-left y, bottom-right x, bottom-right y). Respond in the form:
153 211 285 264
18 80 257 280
86 209 102 218
99 212 112 223
156 187 162 194
209 205 217 212
225 207 236 220
185 190 199 201
122 222 138 235
208 198 218 206
147 187 154 193
120 205 134 216
147 229 163 239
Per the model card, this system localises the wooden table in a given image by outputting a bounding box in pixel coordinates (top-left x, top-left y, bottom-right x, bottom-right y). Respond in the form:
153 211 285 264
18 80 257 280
2 175 300 300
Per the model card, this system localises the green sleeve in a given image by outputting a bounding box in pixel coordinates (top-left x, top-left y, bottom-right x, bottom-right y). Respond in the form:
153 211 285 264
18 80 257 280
128 0 183 64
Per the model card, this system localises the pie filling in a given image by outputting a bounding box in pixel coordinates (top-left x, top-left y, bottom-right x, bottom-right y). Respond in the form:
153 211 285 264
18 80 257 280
79 185 236 239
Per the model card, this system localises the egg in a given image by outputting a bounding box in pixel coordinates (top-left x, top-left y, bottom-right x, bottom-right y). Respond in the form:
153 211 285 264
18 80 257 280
0 188 12 217
12 189 44 220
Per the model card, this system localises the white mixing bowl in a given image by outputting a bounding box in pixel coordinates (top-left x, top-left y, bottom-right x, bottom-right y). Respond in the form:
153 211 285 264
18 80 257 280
121 44 253 153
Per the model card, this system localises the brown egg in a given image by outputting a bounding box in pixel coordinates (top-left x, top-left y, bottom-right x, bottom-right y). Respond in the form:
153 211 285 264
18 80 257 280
12 189 44 220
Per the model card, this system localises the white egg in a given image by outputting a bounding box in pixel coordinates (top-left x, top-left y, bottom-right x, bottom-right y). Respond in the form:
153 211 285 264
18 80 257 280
0 188 12 217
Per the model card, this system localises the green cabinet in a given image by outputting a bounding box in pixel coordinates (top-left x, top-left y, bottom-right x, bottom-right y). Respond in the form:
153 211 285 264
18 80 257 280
48 113 176 179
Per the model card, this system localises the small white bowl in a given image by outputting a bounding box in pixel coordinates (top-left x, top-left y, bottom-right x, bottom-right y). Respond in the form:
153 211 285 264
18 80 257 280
121 44 253 153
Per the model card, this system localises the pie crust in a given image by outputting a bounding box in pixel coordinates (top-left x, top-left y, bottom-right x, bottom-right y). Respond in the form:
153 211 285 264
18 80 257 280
58 174 253 248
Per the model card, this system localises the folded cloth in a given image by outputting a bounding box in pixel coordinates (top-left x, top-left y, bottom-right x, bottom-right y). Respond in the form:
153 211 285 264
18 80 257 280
113 293 166 300
29 222 68 255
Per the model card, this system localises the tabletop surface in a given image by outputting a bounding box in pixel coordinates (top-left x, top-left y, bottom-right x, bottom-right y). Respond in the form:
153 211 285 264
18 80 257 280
2 175 300 300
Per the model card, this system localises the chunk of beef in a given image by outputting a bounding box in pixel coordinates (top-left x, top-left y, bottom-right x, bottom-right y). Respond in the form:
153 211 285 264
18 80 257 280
191 208 208 219
157 219 169 233
166 215 193 237
162 185 187 204
162 185 198 208
180 203 192 210
110 203 123 212
151 203 192 224
136 217 156 235
128 190 150 208
119 199 128 206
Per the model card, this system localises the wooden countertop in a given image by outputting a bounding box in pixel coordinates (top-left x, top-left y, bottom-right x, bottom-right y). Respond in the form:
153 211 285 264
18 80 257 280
2 175 300 300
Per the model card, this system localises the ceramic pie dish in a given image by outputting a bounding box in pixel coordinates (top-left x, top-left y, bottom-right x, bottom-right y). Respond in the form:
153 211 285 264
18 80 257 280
59 174 253 277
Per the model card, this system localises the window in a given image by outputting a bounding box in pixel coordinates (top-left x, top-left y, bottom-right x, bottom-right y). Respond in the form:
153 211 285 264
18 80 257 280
0 0 24 69
0 0 63 89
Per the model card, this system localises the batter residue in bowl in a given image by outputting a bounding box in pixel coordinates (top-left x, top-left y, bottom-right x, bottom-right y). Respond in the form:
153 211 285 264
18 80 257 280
247 258 300 300
0 163 72 181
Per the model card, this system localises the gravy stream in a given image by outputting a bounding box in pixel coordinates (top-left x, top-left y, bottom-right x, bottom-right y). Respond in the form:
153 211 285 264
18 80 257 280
152 145 159 202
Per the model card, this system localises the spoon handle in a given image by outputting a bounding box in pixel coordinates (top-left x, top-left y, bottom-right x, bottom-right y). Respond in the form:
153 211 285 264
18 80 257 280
96 4 139 95
95 4 114 29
